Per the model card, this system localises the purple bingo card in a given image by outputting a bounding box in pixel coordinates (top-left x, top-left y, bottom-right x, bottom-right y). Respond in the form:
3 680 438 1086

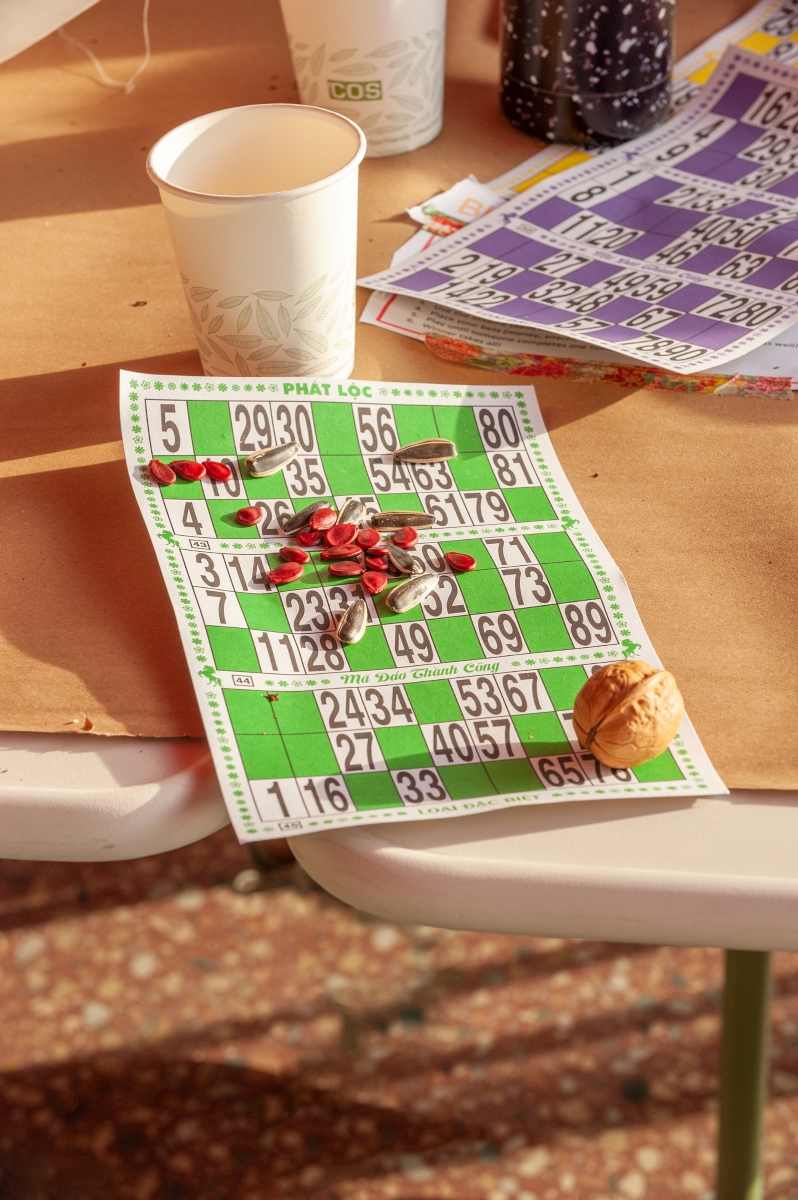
360 48 798 374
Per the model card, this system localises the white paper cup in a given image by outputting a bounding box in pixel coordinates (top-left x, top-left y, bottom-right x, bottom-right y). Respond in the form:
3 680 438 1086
147 105 366 378
279 0 446 157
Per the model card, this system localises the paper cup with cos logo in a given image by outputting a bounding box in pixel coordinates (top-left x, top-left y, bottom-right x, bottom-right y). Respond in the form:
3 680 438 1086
147 105 366 378
279 0 446 157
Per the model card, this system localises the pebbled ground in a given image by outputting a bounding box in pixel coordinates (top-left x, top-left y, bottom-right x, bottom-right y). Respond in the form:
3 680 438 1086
0 828 796 1199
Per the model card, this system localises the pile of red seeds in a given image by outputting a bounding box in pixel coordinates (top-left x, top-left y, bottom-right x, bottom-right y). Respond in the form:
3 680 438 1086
264 505 403 590
148 458 477 592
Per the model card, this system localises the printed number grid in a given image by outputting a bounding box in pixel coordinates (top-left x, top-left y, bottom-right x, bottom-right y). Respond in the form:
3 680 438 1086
144 397 556 540
224 671 686 825
672 1 798 109
180 531 626 680
125 372 728 840
361 51 798 371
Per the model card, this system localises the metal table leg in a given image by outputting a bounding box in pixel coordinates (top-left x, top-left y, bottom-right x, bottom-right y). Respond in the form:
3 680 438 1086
716 949 771 1200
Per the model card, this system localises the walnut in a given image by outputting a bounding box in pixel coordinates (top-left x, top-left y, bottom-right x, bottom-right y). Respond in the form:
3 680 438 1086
572 660 684 769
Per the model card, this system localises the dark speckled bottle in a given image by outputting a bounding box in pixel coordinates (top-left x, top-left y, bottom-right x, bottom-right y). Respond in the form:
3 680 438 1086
500 0 675 145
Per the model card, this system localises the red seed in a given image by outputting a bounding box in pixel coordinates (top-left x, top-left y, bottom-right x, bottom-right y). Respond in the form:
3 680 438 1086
320 545 360 560
309 507 337 530
356 528 381 549
149 458 176 486
296 530 323 547
328 561 363 578
280 546 310 564
366 554 389 570
393 526 419 549
201 460 233 481
445 551 477 572
325 523 358 547
267 562 304 584
361 571 388 595
172 460 206 481
236 506 264 526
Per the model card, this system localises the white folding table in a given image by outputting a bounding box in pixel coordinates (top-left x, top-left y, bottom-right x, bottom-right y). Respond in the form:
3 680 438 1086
0 729 784 1200
290 792 790 1200
0 731 227 861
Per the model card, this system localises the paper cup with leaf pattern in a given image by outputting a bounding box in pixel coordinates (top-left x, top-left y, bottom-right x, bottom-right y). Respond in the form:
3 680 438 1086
279 0 446 157
147 104 366 378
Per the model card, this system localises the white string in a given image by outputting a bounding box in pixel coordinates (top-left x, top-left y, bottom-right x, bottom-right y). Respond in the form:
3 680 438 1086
58 0 151 95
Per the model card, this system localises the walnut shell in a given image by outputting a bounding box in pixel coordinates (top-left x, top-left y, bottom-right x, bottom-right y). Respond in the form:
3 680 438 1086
572 660 684 769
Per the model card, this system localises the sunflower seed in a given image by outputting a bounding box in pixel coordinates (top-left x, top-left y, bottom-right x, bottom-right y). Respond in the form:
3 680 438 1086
385 544 423 575
370 510 436 532
245 440 299 477
281 499 333 534
337 497 367 527
337 598 367 644
394 438 457 463
385 573 438 614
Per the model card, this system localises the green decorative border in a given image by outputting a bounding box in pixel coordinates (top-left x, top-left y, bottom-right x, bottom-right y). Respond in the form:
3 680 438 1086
131 378 279 395
130 386 260 836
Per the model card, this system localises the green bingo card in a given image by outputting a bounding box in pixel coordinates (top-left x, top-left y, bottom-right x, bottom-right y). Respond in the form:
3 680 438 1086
121 371 726 842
